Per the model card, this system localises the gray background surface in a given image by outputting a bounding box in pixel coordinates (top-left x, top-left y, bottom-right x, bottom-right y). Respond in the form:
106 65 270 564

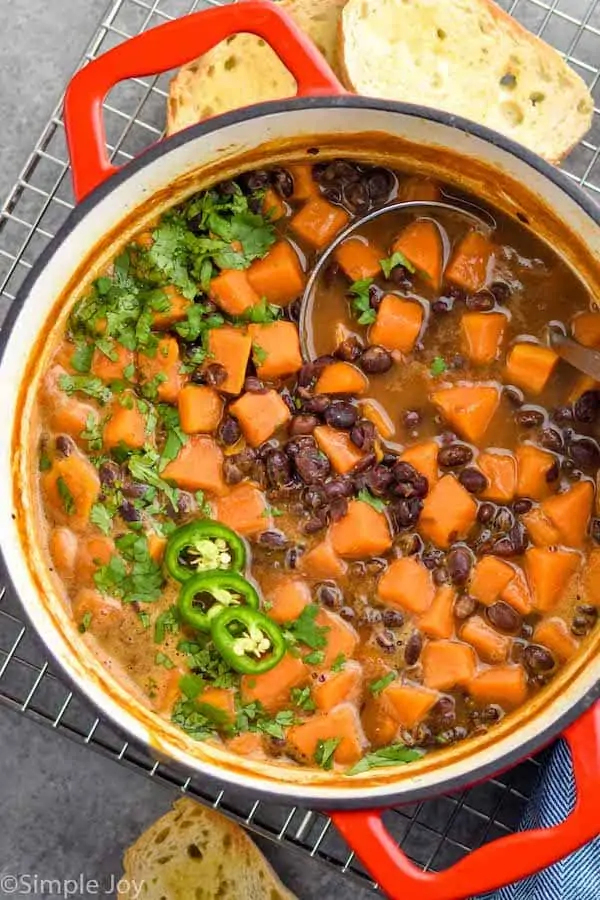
0 2 374 897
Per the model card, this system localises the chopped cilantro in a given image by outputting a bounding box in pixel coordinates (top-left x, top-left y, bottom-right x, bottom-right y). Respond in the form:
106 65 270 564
331 654 347 673
235 298 281 325
81 412 104 452
178 638 237 689
252 342 268 366
56 476 75 515
146 219 198 300
357 489 386 513
138 611 151 629
154 605 180 644
285 604 329 650
39 453 51 472
179 673 205 700
175 302 224 343
90 503 113 536
194 490 212 516
430 356 447 377
58 374 112 405
123 362 136 381
171 699 218 741
233 702 296 739
380 250 416 279
348 278 377 326
78 611 92 634
155 651 175 669
128 449 179 510
94 534 164 604
291 686 316 711
71 342 94 373
314 737 341 770
304 650 325 666
140 371 168 401
346 744 425 776
369 672 396 695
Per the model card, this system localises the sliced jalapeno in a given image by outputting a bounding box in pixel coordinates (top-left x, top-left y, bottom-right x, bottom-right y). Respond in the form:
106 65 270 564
210 606 286 675
177 571 259 633
165 520 246 583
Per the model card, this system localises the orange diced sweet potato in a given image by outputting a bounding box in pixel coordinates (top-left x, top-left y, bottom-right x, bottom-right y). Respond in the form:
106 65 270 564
460 615 511 663
382 682 439 729
248 241 306 306
315 609 359 668
161 435 226 495
516 445 557 501
568 374 600 403
500 568 533 615
361 696 399 748
91 342 135 382
286 704 365 766
262 188 287 221
147 531 167 564
315 361 368 395
151 285 192 330
541 481 593 548
392 220 443 290
400 440 439 486
505 343 559 395
178 384 223 434
248 321 302 379
525 547 580 612
290 164 318 200
533 618 579 662
42 452 101 529
267 579 310 624
75 535 115 582
135 230 155 250
152 666 184 715
72 588 123 634
422 640 476 691
206 326 251 396
198 686 236 723
314 425 364 474
446 231 495 293
49 527 78 581
521 507 561 547
419 584 456 640
313 661 363 712
300 541 347 580
229 389 291 447
377 556 435 615
241 653 309 713
335 237 383 281
468 666 529 709
209 269 261 316
370 294 424 353
478 450 517 503
431 384 500 443
103 393 147 451
213 482 271 536
330 500 392 558
470 556 516 606
419 474 478 549
572 312 600 348
227 732 265 756
461 312 507 365
291 196 350 249
138 336 183 404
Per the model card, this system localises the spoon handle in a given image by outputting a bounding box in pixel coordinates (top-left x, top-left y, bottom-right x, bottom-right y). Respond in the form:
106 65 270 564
549 331 600 381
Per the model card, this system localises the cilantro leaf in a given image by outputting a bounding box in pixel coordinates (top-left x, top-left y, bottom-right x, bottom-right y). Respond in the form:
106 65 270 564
286 604 329 650
178 639 238 689
235 298 282 325
314 737 341 770
56 476 75 515
304 650 325 666
81 412 104 452
430 356 447 377
369 672 396 695
147 218 198 300
94 534 164 604
179 673 205 700
58 374 112 405
78 611 92 634
331 654 347 673
90 503 113 536
256 709 296 739
348 278 377 326
291 686 316 711
127 450 179 510
39 453 51 472
252 343 268 366
155 651 175 670
346 744 425 776
380 250 416 279
171 698 218 741
357 489 387 513
154 605 181 644
71 342 94 373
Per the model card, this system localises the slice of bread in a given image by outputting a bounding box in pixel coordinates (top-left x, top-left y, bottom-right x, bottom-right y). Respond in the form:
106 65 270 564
167 0 346 135
118 798 297 899
339 0 594 163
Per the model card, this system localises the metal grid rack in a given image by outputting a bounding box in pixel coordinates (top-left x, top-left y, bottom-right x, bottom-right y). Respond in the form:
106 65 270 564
0 0 598 892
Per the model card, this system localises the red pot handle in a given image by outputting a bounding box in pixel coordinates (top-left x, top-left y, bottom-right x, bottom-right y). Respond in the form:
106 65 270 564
64 0 344 202
332 702 600 900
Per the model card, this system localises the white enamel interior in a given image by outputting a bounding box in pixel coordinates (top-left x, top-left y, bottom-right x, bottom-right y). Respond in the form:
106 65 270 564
1 102 599 805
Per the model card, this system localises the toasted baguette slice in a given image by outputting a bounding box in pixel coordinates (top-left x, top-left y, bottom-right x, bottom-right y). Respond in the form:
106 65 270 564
339 0 594 163
167 0 345 135
119 798 297 900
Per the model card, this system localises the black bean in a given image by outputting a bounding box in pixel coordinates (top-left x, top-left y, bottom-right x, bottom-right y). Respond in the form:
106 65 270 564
244 375 265 394
422 549 445 570
335 336 364 362
465 291 495 311
366 464 394 496
430 696 456 730
287 435 316 457
296 447 331 484
433 567 449 585
352 452 377 474
285 546 301 569
431 299 451 315
574 391 599 423
285 297 302 324
477 502 495 524
344 180 370 212
591 518 600 544
447 546 473 586
392 461 420 483
55 435 75 456
382 608 404 627
390 498 423 531
119 500 141 522
503 386 523 407
339 606 356 621
257 439 279 460
350 419 376 451
122 480 148 499
259 530 288 549
303 486 326 510
390 266 413 289
323 477 354 501
269 167 292 198
487 601 522 633
392 474 429 500
513 498 533 515
454 594 477 620
359 345 393 374
545 461 560 483
321 185 342 203
99 461 121 486
297 362 317 388
404 631 423 666
393 533 423 557
490 282 511 304
493 523 527 557
374 629 395 651
522 644 555 673
571 614 592 636
218 416 241 446
204 363 228 387
324 401 358 430
382 453 398 467
240 169 270 192
570 438 600 470
302 394 330 416
459 467 488 494
438 444 473 468
303 513 328 534
494 507 515 533
552 405 574 424
317 583 342 609
223 458 244 485
265 450 292 488
516 409 544 429
538 428 563 452
321 160 360 185
365 167 395 201
289 414 319 436
402 409 421 429
329 497 349 522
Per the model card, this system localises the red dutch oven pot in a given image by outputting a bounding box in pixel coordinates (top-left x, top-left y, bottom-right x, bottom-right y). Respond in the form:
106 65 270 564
0 5 599 899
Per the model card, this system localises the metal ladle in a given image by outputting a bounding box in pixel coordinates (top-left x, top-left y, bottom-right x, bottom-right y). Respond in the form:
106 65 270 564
549 329 600 381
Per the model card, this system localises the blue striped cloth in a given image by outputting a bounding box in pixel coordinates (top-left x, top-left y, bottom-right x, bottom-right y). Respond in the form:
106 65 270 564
486 740 600 899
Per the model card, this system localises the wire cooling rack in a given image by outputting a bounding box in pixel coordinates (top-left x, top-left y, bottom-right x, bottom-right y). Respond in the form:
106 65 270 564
0 0 598 892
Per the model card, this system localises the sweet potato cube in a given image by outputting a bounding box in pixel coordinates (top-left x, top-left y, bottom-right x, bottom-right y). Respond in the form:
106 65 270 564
422 640 476 691
478 450 517 503
533 618 579 662
42 452 100 530
314 609 359 668
209 269 260 316
505 343 559 395
516 445 556 501
286 704 365 766
500 568 533 615
241 653 309 714
419 584 456 640
400 440 439 486
291 196 350 249
330 500 392 558
213 483 271 536
161 435 226 495
248 241 306 305
362 696 400 748
138 336 183 404
229 388 291 447
314 425 365 474
50 398 99 442
568 374 600 404
300 541 347 580
419 475 478 549
334 237 383 281
151 284 192 330
262 188 287 221
289 164 318 200
460 615 511 663
468 666 528 709
267 579 310 624
377 556 435 615
461 312 507 365
248 321 302 380
178 384 223 434
206 326 251 396
431 384 500 443
382 682 439 729
91 342 135 382
525 547 580 612
49 527 78 581
470 556 515 606
370 294 424 353
103 393 147 451
312 661 363 713
227 732 265 757
541 481 593 548
315 361 368 395
391 219 443 290
198 687 236 723
572 312 600 348
521 507 561 547
446 231 495 293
